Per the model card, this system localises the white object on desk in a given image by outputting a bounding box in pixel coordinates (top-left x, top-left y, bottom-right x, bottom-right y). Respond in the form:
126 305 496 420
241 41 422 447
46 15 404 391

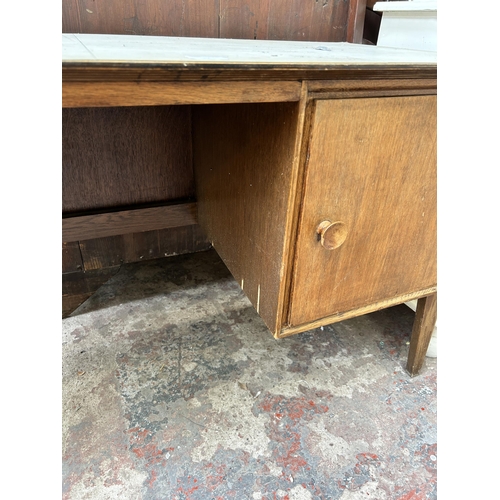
373 0 437 52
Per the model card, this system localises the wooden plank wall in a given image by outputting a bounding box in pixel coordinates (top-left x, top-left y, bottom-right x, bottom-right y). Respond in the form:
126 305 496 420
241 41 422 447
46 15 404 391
61 0 366 316
62 0 365 43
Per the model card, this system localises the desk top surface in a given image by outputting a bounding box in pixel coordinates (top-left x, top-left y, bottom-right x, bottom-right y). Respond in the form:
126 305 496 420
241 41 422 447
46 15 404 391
63 34 437 68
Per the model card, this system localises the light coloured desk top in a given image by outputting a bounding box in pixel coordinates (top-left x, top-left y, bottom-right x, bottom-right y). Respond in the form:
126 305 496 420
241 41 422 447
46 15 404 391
63 34 437 67
62 34 437 107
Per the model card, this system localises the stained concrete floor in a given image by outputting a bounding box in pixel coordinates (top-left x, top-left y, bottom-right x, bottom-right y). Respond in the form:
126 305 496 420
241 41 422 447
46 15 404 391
62 249 437 500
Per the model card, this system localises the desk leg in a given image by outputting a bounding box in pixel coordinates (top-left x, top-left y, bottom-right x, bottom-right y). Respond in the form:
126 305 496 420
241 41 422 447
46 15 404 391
406 293 437 376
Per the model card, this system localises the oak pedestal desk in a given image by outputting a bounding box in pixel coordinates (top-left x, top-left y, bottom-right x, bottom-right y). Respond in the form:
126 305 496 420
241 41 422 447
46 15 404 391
62 34 437 376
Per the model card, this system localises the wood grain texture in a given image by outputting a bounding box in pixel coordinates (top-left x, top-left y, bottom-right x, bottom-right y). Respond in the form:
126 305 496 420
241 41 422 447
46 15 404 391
62 241 83 272
62 106 194 213
62 202 198 242
218 0 271 40
288 95 437 327
78 225 210 271
63 66 437 86
310 88 436 100
307 78 437 99
347 0 367 43
63 81 302 108
219 0 350 42
406 292 437 376
62 0 352 41
62 0 219 38
193 102 302 334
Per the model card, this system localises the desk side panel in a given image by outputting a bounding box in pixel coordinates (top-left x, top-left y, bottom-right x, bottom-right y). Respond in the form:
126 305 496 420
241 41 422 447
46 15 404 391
193 102 301 334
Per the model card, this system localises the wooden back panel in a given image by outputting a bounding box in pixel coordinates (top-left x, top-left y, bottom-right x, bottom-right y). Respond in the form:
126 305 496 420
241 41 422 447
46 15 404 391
62 106 194 213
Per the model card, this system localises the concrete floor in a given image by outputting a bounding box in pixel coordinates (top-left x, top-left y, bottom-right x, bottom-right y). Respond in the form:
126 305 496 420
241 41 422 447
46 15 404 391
62 249 437 500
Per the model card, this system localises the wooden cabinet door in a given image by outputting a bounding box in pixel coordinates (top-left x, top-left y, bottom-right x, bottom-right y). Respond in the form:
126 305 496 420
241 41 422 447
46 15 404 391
288 95 437 328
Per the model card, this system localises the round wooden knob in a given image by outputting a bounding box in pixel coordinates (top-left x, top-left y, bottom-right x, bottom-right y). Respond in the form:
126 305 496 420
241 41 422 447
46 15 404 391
317 221 348 250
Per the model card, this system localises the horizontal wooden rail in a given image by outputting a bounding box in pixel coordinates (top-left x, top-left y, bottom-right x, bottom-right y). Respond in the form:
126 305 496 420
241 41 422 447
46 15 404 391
62 202 198 242
62 81 302 107
307 78 437 99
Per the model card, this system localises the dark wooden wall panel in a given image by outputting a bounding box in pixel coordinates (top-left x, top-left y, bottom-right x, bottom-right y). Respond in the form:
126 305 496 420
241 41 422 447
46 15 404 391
62 0 220 37
267 0 350 42
219 0 350 42
62 106 194 213
62 0 360 42
62 241 83 272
